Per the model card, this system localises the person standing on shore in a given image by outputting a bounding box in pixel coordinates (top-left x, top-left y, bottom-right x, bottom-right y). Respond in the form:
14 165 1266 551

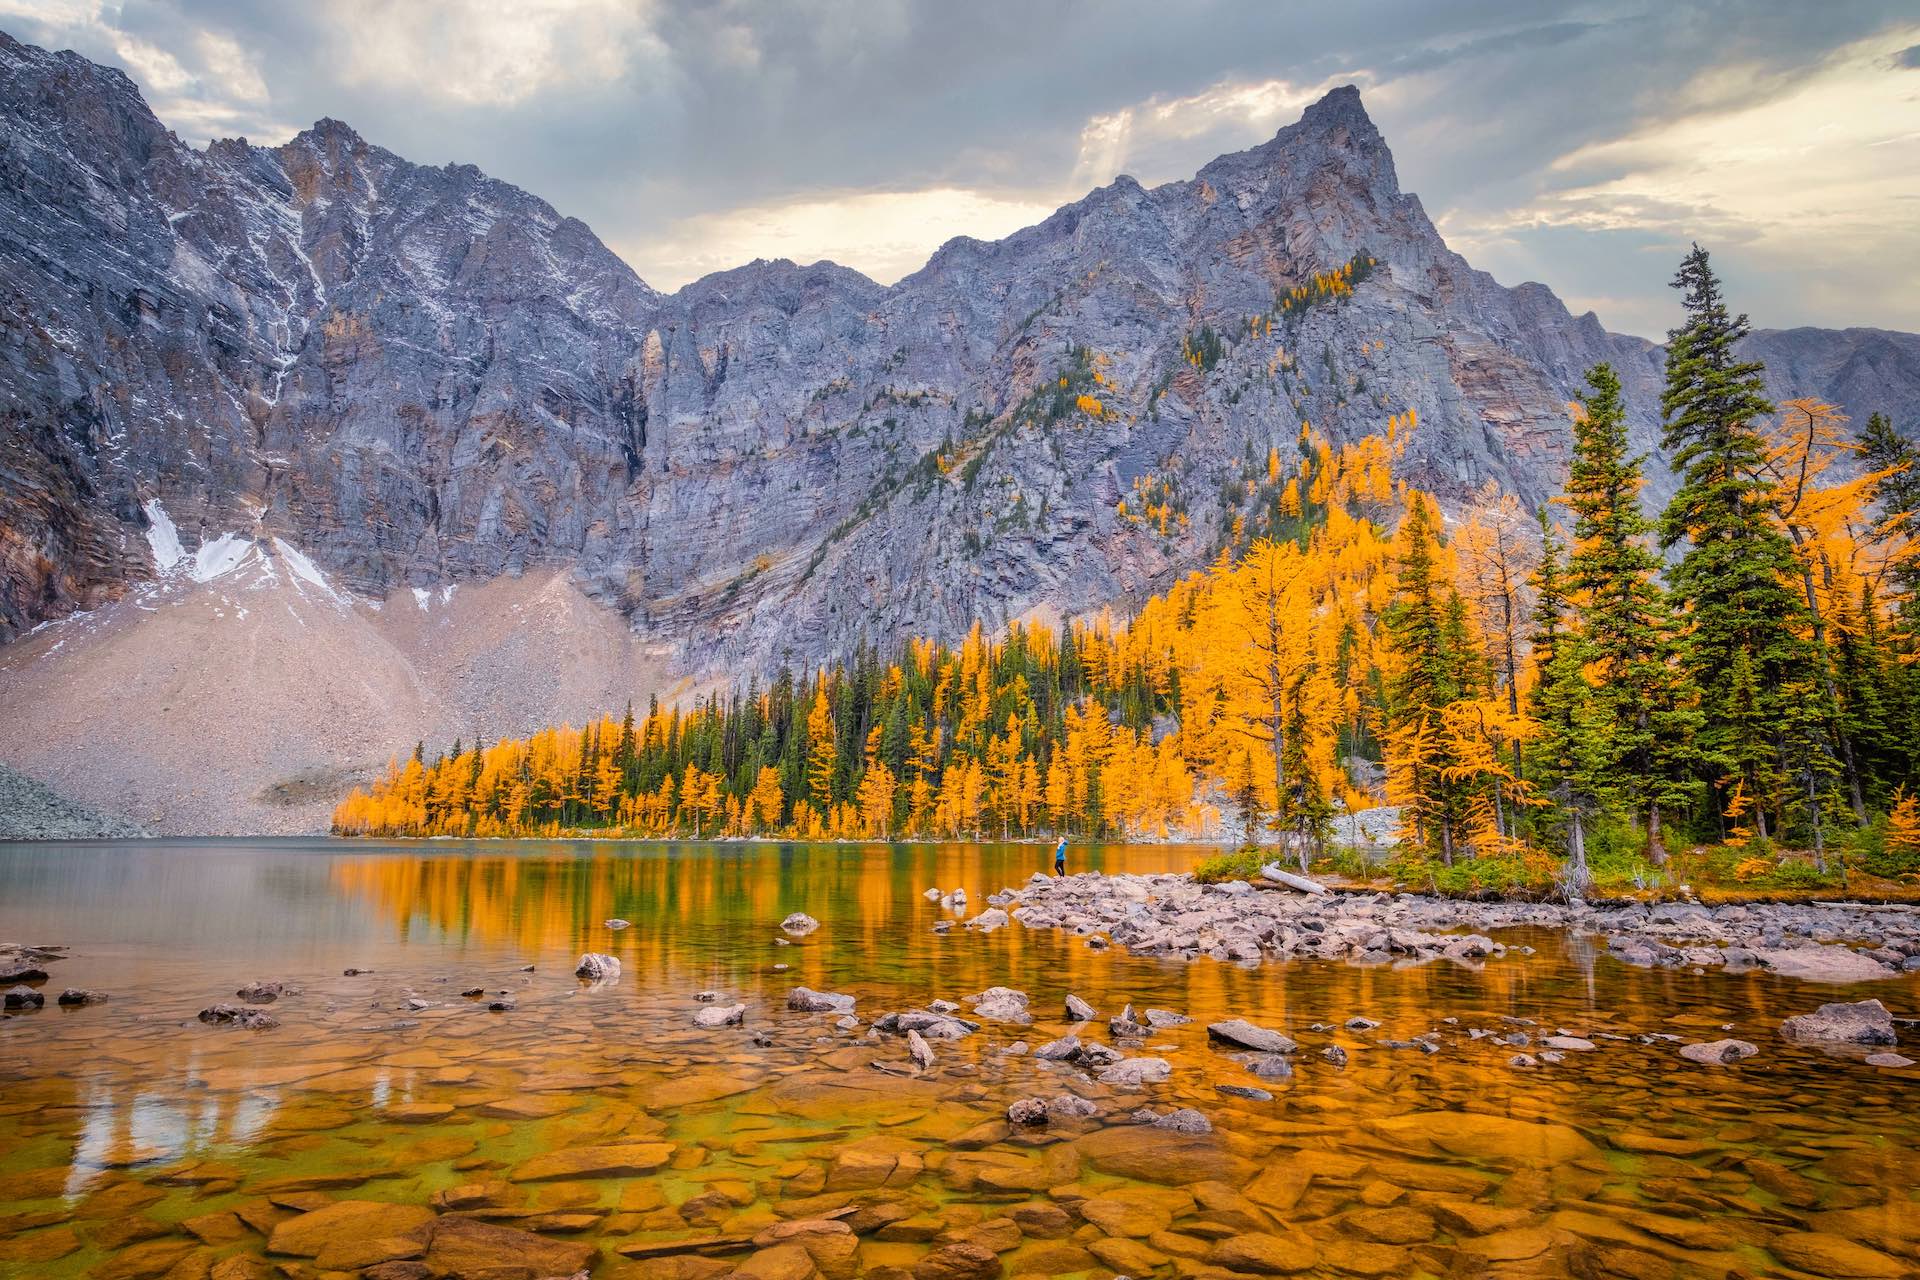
1054 835 1067 877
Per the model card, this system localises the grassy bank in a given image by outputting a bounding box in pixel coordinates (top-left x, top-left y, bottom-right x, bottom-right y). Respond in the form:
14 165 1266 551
1194 839 1920 904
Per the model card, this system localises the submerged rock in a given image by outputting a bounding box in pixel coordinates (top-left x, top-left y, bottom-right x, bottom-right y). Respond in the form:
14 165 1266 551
787 986 856 1013
1097 1057 1171 1088
1141 1107 1212 1133
235 980 294 1003
198 1002 277 1029
55 988 108 1005
1779 999 1898 1045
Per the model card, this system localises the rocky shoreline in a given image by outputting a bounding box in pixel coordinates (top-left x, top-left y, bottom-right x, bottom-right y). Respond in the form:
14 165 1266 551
996 870 1920 983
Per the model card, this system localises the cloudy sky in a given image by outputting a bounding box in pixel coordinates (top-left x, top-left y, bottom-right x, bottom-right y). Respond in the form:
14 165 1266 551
5 1 1917 337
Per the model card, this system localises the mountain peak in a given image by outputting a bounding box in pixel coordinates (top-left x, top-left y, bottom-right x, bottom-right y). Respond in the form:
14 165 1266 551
297 117 364 147
1301 84 1370 129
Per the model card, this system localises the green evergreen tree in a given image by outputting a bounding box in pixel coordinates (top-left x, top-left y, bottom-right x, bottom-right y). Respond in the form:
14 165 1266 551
1658 244 1820 838
1381 495 1470 862
1562 362 1702 860
1526 513 1610 892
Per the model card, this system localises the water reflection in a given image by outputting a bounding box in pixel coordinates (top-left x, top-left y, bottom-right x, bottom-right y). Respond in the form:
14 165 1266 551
0 839 1916 1278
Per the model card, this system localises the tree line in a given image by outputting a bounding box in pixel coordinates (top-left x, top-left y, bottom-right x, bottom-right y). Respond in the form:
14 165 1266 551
334 247 1920 887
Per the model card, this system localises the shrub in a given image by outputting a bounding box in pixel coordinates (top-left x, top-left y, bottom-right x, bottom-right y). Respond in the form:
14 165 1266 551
1195 847 1267 884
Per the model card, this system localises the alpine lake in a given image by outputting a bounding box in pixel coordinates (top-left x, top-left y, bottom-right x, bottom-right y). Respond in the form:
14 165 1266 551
0 838 1915 1280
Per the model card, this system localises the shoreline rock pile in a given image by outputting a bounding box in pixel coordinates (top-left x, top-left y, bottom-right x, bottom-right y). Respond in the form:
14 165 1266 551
1002 871 1920 980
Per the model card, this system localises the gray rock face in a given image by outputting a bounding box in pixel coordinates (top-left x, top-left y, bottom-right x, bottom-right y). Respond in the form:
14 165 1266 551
3 32 1915 680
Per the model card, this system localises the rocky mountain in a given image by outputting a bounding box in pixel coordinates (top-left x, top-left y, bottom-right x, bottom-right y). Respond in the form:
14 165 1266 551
2 32 1917 833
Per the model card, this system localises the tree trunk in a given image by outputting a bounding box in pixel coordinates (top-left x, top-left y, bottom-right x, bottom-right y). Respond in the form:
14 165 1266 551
1568 805 1590 898
1647 804 1667 865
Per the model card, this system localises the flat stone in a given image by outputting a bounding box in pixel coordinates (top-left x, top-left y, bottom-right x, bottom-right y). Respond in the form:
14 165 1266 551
1342 1205 1435 1244
1368 1110 1598 1162
421 1215 595 1278
266 1200 435 1257
511 1142 675 1181
1208 1018 1297 1053
1779 999 1898 1045
911 1241 1001 1279
1768 1231 1906 1278
1755 947 1895 984
1207 1230 1319 1273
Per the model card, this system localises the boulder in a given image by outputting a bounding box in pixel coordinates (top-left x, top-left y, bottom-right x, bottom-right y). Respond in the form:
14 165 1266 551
1678 1039 1758 1065
574 953 621 981
780 912 819 935
1779 999 1898 1045
1145 1107 1212 1134
1065 993 1099 1021
3 984 44 1009
787 986 856 1012
907 1029 936 1070
56 988 108 1005
968 908 1010 932
693 1003 746 1029
1208 1018 1297 1053
1007 1097 1048 1126
969 986 1030 1022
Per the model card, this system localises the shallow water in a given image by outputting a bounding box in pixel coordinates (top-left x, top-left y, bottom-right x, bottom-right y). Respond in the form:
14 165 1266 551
0 838 1915 1279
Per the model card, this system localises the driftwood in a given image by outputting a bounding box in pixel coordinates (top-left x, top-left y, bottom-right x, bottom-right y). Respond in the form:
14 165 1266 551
1260 863 1331 895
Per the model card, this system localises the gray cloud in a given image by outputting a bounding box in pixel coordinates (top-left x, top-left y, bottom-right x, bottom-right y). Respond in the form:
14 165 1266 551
3 0 1916 338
